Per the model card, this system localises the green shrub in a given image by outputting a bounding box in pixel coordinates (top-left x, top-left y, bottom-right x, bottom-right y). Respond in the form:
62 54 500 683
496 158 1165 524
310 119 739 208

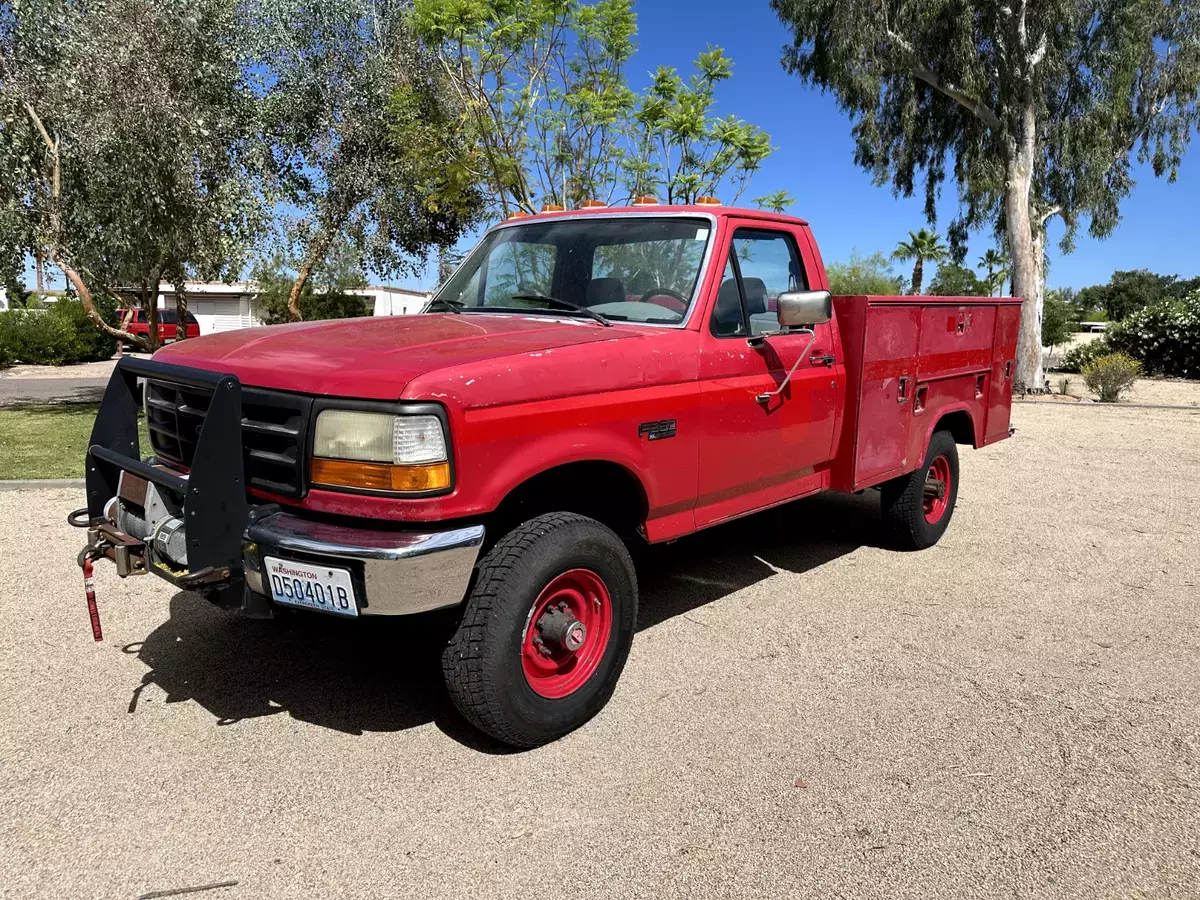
1058 338 1110 373
1082 352 1141 402
0 297 117 367
1105 291 1200 378
260 289 371 325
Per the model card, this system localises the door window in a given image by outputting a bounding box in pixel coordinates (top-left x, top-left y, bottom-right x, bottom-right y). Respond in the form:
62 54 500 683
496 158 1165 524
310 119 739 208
711 229 808 337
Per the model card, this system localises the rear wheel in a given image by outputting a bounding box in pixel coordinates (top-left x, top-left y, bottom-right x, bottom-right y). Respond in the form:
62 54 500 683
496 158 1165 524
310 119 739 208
442 513 637 748
880 430 960 550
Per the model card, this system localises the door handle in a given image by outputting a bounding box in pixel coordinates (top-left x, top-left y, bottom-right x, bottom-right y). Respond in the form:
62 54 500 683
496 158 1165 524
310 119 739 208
809 353 835 367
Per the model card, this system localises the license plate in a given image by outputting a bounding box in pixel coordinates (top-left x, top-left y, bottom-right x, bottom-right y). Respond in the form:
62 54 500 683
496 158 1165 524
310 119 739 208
264 556 358 617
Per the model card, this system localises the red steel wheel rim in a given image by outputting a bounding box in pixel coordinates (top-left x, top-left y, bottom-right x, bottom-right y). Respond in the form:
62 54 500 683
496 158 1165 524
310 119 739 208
924 455 952 524
521 568 613 699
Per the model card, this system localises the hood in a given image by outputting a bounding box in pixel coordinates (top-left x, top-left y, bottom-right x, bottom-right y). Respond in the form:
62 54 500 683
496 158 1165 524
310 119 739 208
153 313 643 399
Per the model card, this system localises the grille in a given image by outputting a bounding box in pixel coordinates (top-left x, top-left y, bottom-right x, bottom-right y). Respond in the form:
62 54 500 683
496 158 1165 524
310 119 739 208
144 380 313 497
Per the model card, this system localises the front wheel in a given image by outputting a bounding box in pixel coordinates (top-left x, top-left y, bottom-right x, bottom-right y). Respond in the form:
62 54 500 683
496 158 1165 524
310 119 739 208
442 513 637 748
880 430 960 551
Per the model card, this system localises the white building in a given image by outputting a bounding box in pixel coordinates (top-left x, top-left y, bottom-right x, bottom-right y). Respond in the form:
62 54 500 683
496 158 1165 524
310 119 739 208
358 285 433 317
156 282 432 335
159 282 263 334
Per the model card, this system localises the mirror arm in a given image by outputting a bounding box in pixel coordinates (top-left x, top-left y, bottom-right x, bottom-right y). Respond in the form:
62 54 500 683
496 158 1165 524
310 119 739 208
754 328 816 405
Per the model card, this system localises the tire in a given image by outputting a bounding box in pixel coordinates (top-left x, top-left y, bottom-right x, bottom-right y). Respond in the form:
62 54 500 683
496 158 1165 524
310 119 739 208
880 430 960 551
442 512 637 748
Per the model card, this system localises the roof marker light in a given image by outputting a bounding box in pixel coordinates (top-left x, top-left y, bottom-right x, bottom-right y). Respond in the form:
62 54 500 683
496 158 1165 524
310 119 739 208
541 203 564 212
579 200 607 209
631 195 658 207
506 211 532 221
696 195 722 206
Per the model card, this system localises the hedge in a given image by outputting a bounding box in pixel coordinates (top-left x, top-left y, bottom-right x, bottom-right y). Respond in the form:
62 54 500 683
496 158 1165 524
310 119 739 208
1105 291 1200 379
0 297 118 368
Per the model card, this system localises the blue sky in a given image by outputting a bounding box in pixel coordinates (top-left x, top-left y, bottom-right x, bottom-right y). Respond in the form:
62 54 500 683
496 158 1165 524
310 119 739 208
615 1 1200 293
26 1 1200 296
592 1 1199 294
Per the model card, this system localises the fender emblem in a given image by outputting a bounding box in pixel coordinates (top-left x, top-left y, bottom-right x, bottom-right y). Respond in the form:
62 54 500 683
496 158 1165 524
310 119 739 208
638 420 676 441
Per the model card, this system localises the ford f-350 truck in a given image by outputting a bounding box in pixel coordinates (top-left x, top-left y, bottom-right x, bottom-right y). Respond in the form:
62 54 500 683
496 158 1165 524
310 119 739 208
74 203 1019 747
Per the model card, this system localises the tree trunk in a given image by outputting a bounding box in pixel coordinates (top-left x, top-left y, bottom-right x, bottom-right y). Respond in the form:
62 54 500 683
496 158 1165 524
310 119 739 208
1007 84 1046 392
174 278 190 343
286 259 314 322
142 277 161 353
49 249 152 352
34 247 44 294
911 258 924 295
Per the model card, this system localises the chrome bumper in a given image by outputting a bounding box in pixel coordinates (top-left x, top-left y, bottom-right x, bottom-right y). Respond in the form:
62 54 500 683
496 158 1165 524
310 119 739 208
245 513 485 616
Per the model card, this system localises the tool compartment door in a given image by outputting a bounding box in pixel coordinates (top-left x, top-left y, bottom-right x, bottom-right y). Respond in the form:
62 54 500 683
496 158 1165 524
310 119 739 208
985 303 1021 443
852 304 922 486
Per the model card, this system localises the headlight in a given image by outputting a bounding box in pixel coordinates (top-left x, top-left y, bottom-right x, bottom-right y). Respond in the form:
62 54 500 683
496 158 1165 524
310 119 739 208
311 410 451 493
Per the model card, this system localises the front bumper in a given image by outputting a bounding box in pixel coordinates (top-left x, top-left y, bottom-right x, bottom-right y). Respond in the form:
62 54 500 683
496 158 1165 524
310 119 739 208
79 355 484 617
245 512 483 615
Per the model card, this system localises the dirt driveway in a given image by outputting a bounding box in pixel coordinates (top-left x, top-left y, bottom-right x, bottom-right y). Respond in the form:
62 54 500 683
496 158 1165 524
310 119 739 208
1 402 1197 899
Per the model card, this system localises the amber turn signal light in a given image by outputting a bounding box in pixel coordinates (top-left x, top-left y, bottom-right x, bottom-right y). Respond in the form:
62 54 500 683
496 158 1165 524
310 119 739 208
311 458 451 493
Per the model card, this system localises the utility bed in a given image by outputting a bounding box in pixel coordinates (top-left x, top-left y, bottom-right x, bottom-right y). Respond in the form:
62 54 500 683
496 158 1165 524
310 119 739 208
830 295 1022 493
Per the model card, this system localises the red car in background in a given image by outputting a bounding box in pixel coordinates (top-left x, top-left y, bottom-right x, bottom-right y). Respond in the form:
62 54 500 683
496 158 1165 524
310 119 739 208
116 308 201 344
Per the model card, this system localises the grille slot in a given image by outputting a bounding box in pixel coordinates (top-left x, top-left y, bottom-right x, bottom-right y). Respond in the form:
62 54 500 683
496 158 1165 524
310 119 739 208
145 380 312 497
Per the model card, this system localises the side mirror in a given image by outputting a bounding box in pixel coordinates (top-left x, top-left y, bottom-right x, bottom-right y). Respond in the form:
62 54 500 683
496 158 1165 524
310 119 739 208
777 290 832 328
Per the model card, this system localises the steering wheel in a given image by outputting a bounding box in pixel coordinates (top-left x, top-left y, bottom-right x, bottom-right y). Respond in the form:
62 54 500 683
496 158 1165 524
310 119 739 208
639 288 689 313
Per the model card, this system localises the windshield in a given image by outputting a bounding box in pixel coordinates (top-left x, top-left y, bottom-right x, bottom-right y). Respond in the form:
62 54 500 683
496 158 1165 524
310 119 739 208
432 216 712 325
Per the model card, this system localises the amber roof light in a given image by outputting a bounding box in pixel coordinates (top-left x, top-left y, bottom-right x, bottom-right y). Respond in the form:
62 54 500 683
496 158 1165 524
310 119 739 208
696 196 721 206
579 200 607 209
630 195 658 207
541 203 564 212
506 211 531 221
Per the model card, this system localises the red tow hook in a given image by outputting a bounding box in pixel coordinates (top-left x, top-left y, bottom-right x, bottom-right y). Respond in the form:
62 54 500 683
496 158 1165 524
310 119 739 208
78 550 104 642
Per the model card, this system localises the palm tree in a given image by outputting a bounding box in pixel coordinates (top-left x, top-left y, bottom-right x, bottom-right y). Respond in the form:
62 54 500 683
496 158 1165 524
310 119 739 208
978 249 1010 296
892 229 947 295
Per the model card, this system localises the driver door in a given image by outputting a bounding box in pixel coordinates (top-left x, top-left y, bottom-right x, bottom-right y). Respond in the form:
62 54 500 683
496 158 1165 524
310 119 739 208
695 225 840 527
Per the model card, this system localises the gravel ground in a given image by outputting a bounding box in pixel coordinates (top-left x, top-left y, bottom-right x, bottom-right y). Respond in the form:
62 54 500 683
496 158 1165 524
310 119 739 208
1 401 1198 900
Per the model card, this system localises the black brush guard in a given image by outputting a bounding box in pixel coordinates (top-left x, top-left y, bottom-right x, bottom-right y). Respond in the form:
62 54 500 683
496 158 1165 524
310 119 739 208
83 355 250 604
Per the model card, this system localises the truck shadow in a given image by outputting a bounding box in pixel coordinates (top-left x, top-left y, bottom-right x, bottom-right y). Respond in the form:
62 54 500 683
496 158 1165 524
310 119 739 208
123 490 884 750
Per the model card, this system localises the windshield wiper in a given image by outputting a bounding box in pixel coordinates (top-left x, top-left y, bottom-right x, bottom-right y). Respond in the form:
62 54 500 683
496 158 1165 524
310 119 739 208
510 293 612 327
426 296 463 314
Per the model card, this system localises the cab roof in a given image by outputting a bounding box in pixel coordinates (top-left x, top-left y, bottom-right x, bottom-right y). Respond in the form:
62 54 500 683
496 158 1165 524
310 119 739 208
487 203 809 231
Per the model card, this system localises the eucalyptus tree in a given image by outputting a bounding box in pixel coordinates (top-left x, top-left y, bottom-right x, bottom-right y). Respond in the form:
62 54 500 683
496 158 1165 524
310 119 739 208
412 0 778 216
892 228 946 295
253 0 481 321
0 0 264 350
772 0 1200 389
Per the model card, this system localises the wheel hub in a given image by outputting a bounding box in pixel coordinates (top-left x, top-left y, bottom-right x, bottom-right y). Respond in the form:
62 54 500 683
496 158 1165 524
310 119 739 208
537 604 588 652
923 455 953 523
521 568 613 699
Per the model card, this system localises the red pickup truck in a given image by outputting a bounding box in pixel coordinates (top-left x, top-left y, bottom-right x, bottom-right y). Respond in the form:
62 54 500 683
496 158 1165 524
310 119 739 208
115 307 202 343
75 204 1019 747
